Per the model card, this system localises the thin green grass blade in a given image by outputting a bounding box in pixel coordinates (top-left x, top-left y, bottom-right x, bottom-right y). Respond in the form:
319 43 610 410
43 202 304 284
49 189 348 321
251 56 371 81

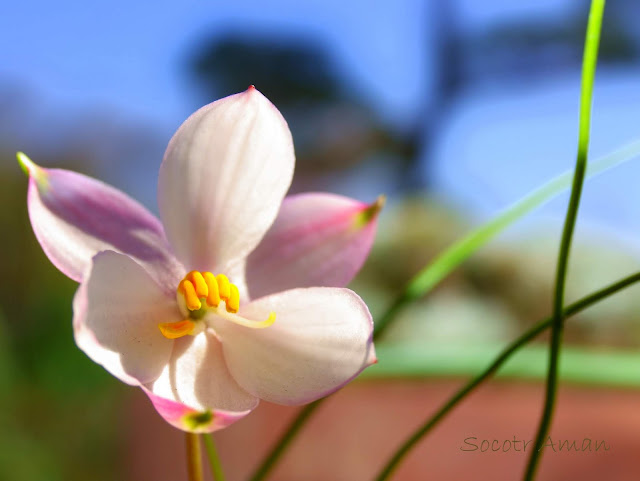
408 139 640 300
525 1 606 477
375 137 640 338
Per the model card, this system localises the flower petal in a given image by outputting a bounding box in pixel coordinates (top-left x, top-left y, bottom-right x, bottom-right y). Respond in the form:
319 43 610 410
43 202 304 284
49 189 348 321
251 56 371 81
246 193 383 299
146 331 258 416
73 251 176 386
20 154 183 292
158 87 295 273
141 387 252 433
213 287 375 405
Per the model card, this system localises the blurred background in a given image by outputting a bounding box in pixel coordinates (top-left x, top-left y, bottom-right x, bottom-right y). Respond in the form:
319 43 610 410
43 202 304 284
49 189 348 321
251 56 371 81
2 0 640 479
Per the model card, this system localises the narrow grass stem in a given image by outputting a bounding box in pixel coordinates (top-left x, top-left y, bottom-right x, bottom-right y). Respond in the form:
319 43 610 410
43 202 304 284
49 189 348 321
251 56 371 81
203 434 227 481
524 1 605 479
248 401 322 481
374 271 640 481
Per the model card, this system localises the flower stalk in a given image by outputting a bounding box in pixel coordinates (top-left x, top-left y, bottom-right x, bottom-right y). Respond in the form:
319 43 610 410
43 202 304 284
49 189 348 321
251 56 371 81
203 434 227 481
524 1 605 478
186 433 204 481
248 401 322 481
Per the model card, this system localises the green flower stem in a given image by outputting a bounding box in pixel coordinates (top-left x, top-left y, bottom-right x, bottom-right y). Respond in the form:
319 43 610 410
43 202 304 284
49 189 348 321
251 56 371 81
248 401 322 481
247 137 640 481
374 271 640 481
203 434 227 481
524 1 605 479
185 433 204 481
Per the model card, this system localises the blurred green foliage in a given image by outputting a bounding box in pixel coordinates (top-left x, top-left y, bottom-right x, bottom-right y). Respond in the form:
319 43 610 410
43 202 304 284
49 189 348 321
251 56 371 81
353 196 640 349
0 157 125 481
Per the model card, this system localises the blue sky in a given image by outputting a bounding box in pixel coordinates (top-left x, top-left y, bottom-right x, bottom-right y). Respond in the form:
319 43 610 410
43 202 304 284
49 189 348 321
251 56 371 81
1 0 427 134
1 0 572 133
10 0 640 251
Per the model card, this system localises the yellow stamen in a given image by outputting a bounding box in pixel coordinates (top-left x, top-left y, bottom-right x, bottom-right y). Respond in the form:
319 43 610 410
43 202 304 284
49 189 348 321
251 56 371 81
227 284 240 313
188 271 209 298
174 271 275 331
202 272 220 307
216 274 230 300
158 319 196 339
179 279 201 310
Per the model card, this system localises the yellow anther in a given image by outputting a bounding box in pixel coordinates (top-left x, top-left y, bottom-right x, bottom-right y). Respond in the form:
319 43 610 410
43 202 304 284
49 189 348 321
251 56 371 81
202 272 220 307
174 271 264 329
179 279 201 311
216 274 231 300
227 284 240 313
188 271 209 298
158 319 196 339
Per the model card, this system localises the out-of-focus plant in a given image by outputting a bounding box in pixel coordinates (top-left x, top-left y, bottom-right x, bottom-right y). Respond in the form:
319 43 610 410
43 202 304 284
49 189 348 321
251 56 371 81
0 156 123 481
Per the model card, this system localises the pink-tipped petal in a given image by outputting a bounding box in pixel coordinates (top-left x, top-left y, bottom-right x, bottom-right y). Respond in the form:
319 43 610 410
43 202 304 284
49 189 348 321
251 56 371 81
22 158 182 292
73 251 177 386
142 387 252 433
246 193 383 299
146 331 258 423
158 87 295 274
213 287 375 405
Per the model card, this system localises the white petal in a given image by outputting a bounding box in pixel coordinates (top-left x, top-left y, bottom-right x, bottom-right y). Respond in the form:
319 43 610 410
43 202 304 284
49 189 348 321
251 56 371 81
158 87 295 273
147 331 258 412
73 251 176 385
213 287 375 405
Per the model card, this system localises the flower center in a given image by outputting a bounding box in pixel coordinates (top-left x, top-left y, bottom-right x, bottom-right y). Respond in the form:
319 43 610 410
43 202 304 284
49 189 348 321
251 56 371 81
158 271 275 339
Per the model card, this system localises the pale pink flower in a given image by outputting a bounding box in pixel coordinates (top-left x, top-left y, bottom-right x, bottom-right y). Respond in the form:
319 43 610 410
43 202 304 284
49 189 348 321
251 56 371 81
20 87 381 432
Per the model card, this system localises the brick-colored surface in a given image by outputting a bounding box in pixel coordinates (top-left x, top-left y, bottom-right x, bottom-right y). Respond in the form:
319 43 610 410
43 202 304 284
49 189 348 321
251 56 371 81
127 381 640 481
